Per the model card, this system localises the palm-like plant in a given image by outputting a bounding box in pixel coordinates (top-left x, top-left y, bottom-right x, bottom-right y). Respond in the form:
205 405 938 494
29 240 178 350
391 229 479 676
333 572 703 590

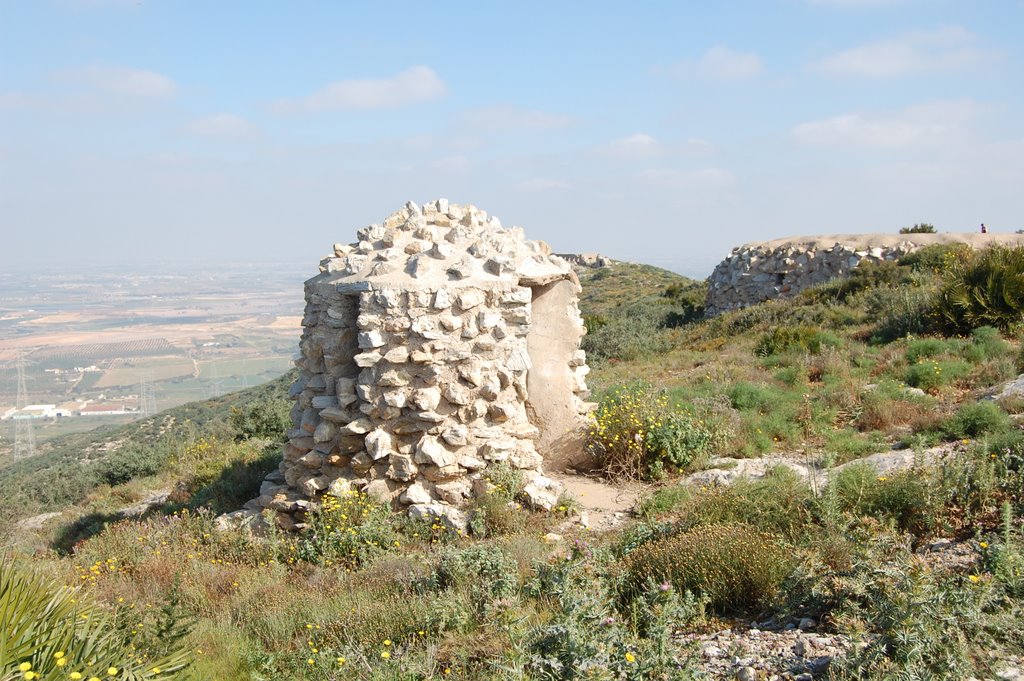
935 245 1024 334
1 555 191 680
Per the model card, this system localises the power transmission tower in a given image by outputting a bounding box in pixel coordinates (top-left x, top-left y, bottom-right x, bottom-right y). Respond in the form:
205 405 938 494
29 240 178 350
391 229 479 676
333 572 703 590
240 357 249 389
14 356 36 460
139 374 157 416
207 361 224 399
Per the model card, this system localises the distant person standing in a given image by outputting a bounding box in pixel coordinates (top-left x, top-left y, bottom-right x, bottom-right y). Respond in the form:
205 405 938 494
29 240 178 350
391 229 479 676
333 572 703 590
981 223 988 234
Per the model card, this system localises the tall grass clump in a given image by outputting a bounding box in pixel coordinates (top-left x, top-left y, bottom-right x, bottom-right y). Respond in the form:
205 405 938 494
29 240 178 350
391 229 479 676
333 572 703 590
647 467 817 543
829 464 941 538
868 286 936 343
754 325 840 357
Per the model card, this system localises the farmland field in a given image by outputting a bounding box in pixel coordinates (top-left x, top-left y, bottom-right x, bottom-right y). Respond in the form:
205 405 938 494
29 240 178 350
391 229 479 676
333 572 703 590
0 261 307 447
94 356 196 388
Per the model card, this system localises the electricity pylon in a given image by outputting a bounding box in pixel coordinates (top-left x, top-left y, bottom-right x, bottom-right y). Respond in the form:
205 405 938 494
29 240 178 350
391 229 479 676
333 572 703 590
139 374 157 416
14 356 36 460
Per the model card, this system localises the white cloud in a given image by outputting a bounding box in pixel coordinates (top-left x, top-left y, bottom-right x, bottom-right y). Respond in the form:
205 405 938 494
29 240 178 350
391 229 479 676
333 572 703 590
813 26 995 77
271 66 446 113
792 99 983 149
183 114 259 138
54 65 176 98
460 105 574 131
604 133 661 159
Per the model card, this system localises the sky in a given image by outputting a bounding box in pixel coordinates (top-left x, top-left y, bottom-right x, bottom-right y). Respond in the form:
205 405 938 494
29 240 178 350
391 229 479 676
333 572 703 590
2 1 1023 278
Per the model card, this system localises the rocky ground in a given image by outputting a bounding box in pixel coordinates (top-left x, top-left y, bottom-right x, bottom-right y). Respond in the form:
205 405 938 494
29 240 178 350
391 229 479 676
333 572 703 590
681 618 850 680
550 439 1014 679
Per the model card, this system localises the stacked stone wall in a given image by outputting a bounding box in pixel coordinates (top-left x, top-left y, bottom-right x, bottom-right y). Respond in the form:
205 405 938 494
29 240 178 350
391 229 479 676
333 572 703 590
245 200 591 532
705 233 1024 317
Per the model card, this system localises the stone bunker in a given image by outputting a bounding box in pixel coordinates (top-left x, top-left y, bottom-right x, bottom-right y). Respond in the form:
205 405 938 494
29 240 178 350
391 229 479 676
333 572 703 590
706 233 1024 316
252 200 593 531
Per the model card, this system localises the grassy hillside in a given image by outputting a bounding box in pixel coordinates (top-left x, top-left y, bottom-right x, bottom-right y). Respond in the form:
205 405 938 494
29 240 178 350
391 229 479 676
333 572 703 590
575 261 700 318
4 247 1024 680
0 371 294 540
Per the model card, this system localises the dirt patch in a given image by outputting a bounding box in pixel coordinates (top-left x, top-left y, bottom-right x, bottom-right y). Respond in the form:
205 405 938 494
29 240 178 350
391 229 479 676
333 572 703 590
550 471 643 531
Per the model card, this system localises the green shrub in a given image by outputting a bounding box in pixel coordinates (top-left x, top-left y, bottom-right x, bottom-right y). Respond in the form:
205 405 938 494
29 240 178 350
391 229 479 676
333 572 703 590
524 559 700 680
581 300 677 361
905 337 951 364
620 523 793 614
804 260 916 303
898 242 972 273
754 325 839 357
661 280 708 327
637 487 694 518
668 468 817 542
942 401 1012 440
904 358 971 392
935 245 1024 334
466 463 527 537
588 384 726 480
181 442 280 515
867 286 936 343
829 464 940 537
97 443 167 486
0 554 191 679
826 558 995 679
434 545 518 596
728 382 778 412
228 396 291 442
433 545 519 616
899 223 936 234
295 491 402 568
969 326 1009 360
825 429 890 463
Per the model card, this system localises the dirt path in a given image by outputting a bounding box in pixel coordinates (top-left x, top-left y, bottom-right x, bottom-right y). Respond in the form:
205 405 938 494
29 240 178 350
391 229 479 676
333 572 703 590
549 471 644 530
